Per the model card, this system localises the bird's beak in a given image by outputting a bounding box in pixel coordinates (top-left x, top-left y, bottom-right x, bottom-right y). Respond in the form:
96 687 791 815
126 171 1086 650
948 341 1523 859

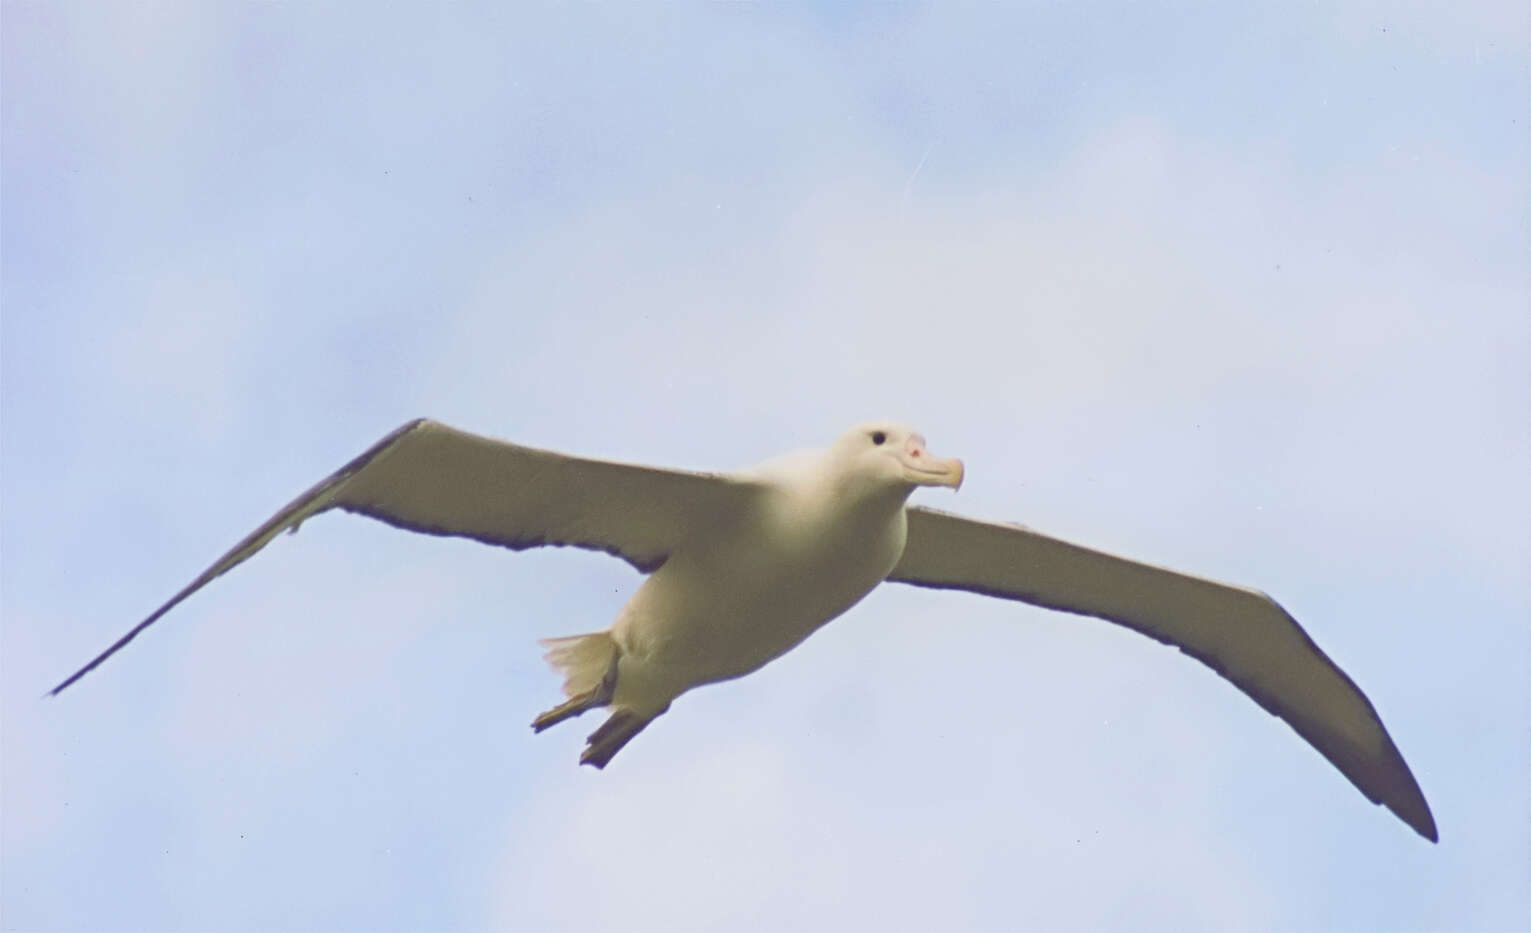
900 436 964 490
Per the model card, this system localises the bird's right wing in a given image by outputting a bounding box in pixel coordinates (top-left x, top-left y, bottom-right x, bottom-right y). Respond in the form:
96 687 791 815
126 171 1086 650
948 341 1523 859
889 505 1437 842
50 419 763 695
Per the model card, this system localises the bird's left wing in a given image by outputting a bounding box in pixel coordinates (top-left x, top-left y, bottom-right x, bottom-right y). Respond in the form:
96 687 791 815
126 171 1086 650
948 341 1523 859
888 505 1437 842
50 419 761 695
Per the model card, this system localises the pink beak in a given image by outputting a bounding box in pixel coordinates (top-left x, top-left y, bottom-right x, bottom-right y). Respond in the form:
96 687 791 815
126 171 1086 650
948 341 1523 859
900 434 964 490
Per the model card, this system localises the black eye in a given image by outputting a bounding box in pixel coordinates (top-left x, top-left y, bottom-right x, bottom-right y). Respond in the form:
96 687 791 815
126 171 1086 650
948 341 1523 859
870 431 887 446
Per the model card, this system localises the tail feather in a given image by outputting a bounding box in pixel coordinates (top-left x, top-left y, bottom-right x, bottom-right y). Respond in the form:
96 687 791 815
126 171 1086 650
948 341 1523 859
539 632 617 699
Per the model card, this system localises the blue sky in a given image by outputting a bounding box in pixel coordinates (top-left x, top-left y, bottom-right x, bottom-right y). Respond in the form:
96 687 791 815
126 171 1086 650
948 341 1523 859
3 3 1527 930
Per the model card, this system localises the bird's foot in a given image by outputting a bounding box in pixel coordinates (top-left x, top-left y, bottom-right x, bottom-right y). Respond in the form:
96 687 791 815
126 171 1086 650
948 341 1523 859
579 710 651 769
531 650 619 732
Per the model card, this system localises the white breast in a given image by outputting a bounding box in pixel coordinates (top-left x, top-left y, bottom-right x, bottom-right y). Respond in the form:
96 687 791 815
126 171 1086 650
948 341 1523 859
610 478 909 710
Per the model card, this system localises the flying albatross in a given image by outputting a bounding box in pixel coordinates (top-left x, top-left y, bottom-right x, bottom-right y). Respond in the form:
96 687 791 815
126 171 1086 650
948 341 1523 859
49 419 1436 841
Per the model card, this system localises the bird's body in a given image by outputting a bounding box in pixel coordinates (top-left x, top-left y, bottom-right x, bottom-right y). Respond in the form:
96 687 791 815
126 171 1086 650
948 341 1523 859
537 429 948 763
49 419 1437 841
632 456 903 687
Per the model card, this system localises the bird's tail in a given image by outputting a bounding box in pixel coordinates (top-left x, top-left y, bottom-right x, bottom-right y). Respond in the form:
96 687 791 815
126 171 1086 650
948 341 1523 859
532 632 619 733
540 632 618 698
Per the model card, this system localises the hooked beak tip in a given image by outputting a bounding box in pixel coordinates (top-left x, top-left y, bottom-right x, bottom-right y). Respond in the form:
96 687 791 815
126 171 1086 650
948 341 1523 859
910 456 963 490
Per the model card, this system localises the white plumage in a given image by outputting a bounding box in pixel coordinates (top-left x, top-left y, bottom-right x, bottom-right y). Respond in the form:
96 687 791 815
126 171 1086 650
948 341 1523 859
50 419 1436 841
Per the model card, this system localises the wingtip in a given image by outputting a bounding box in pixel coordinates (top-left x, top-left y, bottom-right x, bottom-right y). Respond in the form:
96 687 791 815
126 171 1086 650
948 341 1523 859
1401 801 1439 844
1381 770 1438 843
44 668 87 699
1408 814 1439 844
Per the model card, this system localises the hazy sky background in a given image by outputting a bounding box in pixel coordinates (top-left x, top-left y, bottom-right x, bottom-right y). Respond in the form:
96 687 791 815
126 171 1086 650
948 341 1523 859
4 3 1528 931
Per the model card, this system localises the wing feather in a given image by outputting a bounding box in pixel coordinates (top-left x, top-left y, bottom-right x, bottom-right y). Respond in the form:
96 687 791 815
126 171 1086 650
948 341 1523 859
889 505 1437 842
49 419 758 695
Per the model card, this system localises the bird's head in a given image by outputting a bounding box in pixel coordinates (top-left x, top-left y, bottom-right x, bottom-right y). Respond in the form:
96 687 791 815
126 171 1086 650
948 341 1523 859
830 422 964 495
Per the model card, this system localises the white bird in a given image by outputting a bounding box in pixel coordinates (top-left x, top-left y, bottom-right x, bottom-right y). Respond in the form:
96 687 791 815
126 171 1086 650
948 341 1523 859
49 419 1436 841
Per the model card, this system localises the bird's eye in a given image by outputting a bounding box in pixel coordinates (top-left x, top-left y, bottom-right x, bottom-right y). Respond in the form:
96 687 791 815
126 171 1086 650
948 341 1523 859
871 431 887 446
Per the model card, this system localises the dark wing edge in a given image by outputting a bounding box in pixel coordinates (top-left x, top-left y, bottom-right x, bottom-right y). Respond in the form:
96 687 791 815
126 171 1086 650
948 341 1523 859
46 420 429 696
49 419 757 697
889 505 1437 843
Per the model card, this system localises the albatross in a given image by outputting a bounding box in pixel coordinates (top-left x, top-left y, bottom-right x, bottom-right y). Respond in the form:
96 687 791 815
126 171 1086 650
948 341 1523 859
49 419 1437 841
